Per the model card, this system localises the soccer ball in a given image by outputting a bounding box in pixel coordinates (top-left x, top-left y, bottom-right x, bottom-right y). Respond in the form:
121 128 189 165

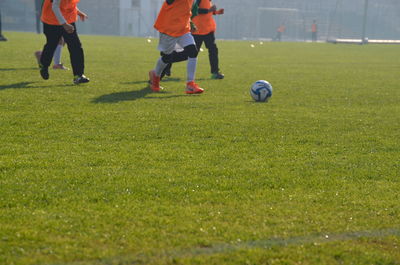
250 80 273 102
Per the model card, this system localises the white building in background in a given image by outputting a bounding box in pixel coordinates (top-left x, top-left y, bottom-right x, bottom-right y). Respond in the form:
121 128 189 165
1 0 400 40
117 0 163 37
0 0 164 37
74 0 163 36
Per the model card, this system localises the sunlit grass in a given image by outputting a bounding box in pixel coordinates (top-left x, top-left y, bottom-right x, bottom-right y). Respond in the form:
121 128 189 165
0 32 399 265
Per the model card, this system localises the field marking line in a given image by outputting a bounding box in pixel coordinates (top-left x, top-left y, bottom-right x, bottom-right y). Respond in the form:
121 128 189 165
173 227 400 258
51 227 400 265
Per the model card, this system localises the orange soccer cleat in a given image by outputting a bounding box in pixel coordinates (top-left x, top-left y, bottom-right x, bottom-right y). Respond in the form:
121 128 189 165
148 70 163 92
185 81 204 94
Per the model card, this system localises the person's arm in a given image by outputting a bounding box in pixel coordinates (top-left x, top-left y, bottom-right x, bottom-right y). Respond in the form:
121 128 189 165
198 3 217 14
197 8 208 14
51 0 74 33
51 0 67 25
214 8 224 15
77 8 88 21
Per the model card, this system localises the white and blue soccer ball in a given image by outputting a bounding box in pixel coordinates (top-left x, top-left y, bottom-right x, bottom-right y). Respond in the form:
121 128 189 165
250 80 273 102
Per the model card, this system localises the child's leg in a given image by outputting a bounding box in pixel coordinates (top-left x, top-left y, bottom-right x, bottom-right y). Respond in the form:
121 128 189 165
53 37 65 65
41 23 63 68
62 23 84 77
160 52 172 79
53 44 63 65
154 57 169 77
177 33 198 82
154 33 179 77
193 34 204 51
187 53 197 82
203 32 220 74
177 33 203 93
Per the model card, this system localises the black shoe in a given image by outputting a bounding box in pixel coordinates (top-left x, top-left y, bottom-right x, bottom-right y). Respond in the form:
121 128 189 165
39 64 49 80
211 72 224 79
73 75 90 84
0 35 7 41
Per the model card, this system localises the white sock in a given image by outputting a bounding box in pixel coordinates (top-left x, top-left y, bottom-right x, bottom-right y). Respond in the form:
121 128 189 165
155 57 168 77
187 57 197 82
53 44 63 65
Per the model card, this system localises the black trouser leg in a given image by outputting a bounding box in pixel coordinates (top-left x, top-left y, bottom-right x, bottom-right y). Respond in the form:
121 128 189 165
193 34 204 51
160 44 198 79
160 52 172 79
167 49 189 63
41 23 63 68
312 32 317 42
62 23 84 76
202 32 219 74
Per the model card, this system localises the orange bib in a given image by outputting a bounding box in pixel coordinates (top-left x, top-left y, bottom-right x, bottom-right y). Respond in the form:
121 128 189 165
154 0 194 37
192 0 216 35
312 24 317 32
41 0 79 25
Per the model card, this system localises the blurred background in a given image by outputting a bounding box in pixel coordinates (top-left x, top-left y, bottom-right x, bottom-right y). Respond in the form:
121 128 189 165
1 0 400 41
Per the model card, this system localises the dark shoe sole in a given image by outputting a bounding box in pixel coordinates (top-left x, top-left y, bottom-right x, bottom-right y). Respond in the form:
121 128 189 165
74 79 90 85
40 68 49 80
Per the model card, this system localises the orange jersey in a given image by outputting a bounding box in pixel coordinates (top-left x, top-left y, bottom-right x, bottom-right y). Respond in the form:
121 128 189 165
312 24 317 32
154 0 194 37
192 0 216 35
278 25 286 33
41 0 80 25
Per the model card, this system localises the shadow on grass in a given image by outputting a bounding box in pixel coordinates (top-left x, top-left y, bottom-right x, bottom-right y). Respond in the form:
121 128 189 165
160 77 209 82
122 77 181 86
93 86 151 103
0 82 77 91
92 85 187 103
160 77 182 82
0 67 38 71
0 82 35 90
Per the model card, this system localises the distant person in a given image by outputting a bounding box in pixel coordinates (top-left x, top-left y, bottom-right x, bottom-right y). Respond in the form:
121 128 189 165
274 23 285 42
35 0 68 69
162 0 225 80
35 37 69 70
39 0 89 84
149 0 204 94
193 0 225 79
311 20 317 42
0 9 7 41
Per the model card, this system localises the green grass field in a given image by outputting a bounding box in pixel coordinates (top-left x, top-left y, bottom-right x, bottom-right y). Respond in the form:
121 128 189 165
1 31 400 265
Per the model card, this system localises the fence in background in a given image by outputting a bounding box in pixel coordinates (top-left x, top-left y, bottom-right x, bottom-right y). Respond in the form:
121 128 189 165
1 0 399 41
